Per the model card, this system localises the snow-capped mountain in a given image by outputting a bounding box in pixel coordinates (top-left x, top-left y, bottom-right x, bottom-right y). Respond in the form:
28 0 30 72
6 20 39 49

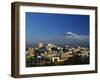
45 32 89 47
27 32 89 47
65 32 79 37
64 32 89 47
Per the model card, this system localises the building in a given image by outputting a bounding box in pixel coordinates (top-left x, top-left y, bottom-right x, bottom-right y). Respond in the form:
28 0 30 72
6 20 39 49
52 56 60 62
38 43 43 48
61 52 68 60
27 48 35 57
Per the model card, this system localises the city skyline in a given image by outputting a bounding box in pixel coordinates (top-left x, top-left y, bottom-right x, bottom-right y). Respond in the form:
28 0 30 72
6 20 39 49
26 42 89 67
26 12 89 46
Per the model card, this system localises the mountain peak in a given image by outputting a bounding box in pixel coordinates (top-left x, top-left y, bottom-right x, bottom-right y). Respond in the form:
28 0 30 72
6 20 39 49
65 32 78 37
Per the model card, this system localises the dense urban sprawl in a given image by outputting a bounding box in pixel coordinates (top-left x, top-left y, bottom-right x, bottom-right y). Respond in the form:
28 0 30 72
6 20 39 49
26 43 89 67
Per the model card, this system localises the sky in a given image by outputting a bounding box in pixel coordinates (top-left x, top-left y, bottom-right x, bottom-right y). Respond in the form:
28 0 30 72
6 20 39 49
26 12 89 44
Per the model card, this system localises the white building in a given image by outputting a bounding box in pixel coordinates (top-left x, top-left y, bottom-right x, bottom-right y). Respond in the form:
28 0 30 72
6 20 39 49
38 43 43 48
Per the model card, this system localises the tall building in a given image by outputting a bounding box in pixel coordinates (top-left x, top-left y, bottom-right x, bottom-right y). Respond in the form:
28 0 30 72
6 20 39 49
38 43 43 48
